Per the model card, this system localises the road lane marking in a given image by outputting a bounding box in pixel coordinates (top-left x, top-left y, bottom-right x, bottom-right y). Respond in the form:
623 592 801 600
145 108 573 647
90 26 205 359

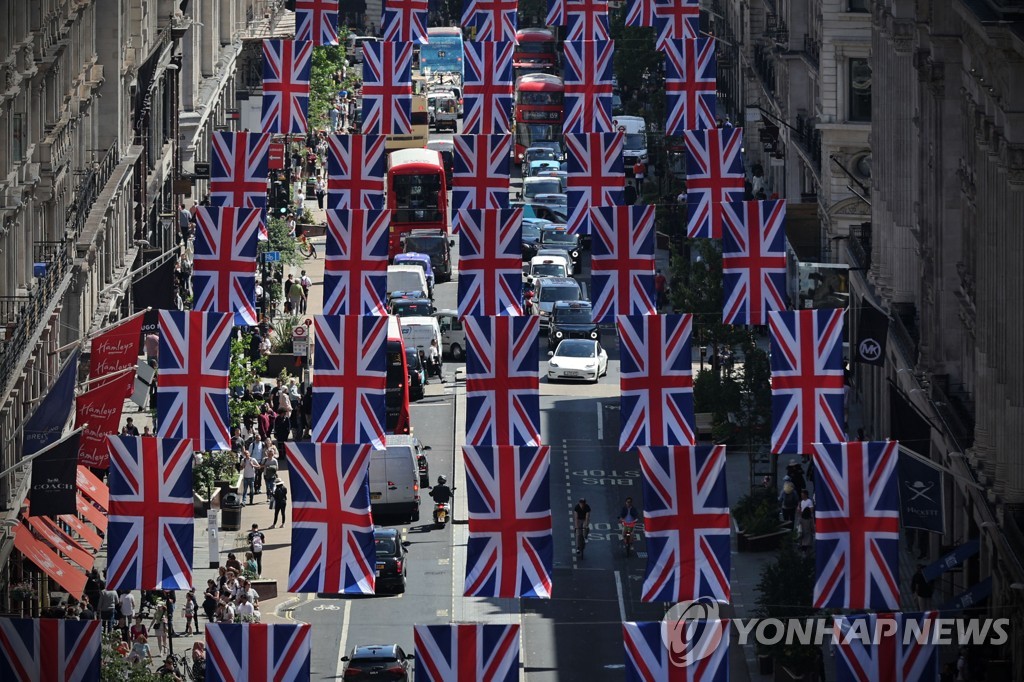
596 401 603 440
614 570 627 622
334 599 352 680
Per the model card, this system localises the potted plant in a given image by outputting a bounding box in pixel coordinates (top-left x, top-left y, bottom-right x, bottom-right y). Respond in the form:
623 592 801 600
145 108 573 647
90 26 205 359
264 314 304 377
733 488 790 552
193 451 241 516
9 581 36 602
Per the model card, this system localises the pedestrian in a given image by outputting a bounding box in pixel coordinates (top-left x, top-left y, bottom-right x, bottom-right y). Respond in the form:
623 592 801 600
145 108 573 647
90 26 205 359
202 580 218 623
97 584 119 631
653 270 667 311
778 477 798 529
786 458 806 492
798 490 814 554
225 553 242 575
178 203 192 243
315 177 326 209
240 450 259 505
150 601 168 655
428 338 442 381
288 280 306 316
329 104 340 131
257 404 274 441
127 634 152 665
250 437 265 494
118 590 136 635
261 443 279 498
163 589 177 636
299 270 312 313
911 564 934 610
633 160 646 189
271 480 288 528
142 426 153 437
120 418 140 437
247 523 266 576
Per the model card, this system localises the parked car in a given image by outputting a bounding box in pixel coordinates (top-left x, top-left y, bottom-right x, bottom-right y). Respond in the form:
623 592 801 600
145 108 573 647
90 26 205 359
341 644 414 681
373 528 409 594
547 339 609 383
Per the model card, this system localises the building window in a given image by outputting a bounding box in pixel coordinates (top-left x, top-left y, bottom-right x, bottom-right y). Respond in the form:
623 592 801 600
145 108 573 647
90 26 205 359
847 0 870 11
849 58 872 122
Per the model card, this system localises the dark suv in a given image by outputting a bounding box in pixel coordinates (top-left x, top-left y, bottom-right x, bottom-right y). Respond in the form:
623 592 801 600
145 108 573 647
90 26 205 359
341 643 413 680
402 231 454 283
548 301 599 350
373 528 409 593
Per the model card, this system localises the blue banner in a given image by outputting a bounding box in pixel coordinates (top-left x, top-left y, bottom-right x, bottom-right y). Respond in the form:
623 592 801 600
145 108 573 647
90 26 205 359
897 447 945 533
924 538 980 582
22 349 79 458
940 576 992 613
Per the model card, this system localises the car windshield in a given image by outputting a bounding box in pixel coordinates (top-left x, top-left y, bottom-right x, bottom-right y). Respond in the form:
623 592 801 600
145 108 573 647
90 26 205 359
541 230 576 245
394 301 432 316
524 179 561 198
405 349 422 370
528 149 559 162
554 308 593 324
404 236 445 255
540 285 580 302
350 655 400 667
532 264 565 278
521 222 541 240
396 259 429 276
624 133 646 150
556 341 596 358
374 538 398 556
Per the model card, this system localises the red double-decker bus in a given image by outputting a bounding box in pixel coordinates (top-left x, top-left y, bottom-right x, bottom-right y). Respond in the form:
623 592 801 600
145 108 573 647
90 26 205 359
386 148 449 259
514 28 558 74
513 73 564 160
386 316 411 435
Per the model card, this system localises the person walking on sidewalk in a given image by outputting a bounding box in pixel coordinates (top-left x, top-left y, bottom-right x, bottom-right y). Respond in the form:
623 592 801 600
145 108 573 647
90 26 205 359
299 270 312 314
261 445 279 498
271 480 289 528
202 580 218 623
247 523 266 576
241 450 259 505
184 588 200 635
779 477 799 529
314 176 326 210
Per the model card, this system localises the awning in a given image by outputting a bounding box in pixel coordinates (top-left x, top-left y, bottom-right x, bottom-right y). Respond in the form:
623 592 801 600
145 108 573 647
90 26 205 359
27 516 95 571
60 512 102 551
13 524 86 599
76 494 107 532
76 466 108 510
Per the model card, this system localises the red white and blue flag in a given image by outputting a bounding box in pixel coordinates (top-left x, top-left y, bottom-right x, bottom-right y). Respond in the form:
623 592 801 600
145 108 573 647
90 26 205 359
453 134 512 213
769 309 846 454
721 200 788 325
637 446 730 603
456 208 524 317
463 445 552 599
295 0 339 45
192 207 260 326
465 316 541 446
833 611 938 682
590 205 657 322
156 311 232 452
361 41 414 134
461 0 519 42
665 38 717 134
106 436 194 590
0 617 100 682
653 0 700 51
563 40 614 134
463 41 515 134
546 0 565 26
565 131 624 235
286 443 377 594
625 0 656 27
623 619 730 682
311 315 387 449
414 624 521 682
813 441 900 610
617 314 695 451
381 0 429 43
327 133 386 210
564 0 610 41
323 209 389 316
261 39 312 134
206 623 311 682
684 126 745 238
209 131 270 229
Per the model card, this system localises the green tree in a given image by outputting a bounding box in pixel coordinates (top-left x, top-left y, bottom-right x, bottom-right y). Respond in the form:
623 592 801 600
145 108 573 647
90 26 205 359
228 335 266 428
754 543 822 673
308 38 358 131
100 631 162 681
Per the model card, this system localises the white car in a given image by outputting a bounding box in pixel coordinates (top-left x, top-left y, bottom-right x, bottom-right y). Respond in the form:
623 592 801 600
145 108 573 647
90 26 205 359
547 339 608 383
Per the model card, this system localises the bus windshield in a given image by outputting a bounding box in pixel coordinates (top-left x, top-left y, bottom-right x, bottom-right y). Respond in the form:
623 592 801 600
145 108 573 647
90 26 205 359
392 173 443 223
517 41 555 54
517 91 563 106
517 124 560 150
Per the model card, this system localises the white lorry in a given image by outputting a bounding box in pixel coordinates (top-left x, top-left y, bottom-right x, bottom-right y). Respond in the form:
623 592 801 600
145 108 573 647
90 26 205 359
614 116 649 178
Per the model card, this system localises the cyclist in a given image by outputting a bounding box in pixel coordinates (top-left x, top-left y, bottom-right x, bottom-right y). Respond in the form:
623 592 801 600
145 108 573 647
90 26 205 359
573 498 591 555
154 655 183 680
618 497 640 554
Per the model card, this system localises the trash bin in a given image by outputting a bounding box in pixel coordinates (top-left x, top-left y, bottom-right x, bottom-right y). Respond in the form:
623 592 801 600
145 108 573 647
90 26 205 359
221 493 243 531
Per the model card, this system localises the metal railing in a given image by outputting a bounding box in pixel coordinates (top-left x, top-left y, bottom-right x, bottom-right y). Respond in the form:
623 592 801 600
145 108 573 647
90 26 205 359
847 231 872 272
753 44 777 96
66 143 120 241
889 306 920 366
803 35 820 70
795 114 822 172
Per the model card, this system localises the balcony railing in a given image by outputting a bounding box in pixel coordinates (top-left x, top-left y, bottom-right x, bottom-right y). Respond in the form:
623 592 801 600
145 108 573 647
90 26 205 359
753 44 777 97
889 304 920 366
803 35 821 70
795 114 822 173
66 142 120 241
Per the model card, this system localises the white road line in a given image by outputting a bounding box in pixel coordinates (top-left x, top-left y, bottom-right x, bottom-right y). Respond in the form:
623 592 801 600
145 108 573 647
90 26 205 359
335 600 353 679
614 570 627 622
596 401 603 439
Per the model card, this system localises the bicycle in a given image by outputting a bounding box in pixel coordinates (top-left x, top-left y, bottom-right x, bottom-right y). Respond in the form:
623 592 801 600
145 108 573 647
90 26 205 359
297 234 317 259
161 652 194 681
574 520 589 556
621 520 637 557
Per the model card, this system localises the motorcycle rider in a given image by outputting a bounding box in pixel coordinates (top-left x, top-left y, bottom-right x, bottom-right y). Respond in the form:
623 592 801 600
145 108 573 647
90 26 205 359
430 475 453 522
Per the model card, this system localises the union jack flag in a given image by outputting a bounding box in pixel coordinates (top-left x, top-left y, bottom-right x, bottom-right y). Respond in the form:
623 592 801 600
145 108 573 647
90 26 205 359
769 309 846 455
617 314 695 451
192 207 260 326
563 40 614 134
295 0 339 45
564 0 610 40
590 205 657 322
565 131 624 234
261 39 312 134
381 0 429 44
206 623 311 682
463 445 552 599
684 126 745 239
414 624 521 682
623 619 730 682
311 315 387 448
813 441 900 610
0 617 100 682
156 311 232 452
721 200 788 325
833 611 938 682
209 131 270 232
106 436 194 590
362 41 413 134
456 208 523 317
665 38 717 134
546 0 565 26
625 0 656 27
463 41 515 134
453 134 512 213
286 443 377 594
653 0 700 51
462 0 519 42
465 316 540 445
637 446 730 603
327 134 386 210
324 209 389 316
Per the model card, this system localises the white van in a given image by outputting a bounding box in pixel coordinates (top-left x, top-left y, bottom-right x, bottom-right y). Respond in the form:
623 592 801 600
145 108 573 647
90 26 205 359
614 115 649 176
346 35 378 64
399 316 442 358
369 435 424 522
387 264 429 300
434 309 466 361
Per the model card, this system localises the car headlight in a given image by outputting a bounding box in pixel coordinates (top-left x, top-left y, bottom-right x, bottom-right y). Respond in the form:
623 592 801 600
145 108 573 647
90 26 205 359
584 362 596 369
549 361 559 368
590 331 598 339
539 309 550 317
555 331 563 338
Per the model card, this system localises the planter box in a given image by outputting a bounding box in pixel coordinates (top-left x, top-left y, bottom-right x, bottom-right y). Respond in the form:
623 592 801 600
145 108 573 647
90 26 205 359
193 488 223 517
299 223 325 238
735 524 791 553
251 579 278 602
265 353 302 378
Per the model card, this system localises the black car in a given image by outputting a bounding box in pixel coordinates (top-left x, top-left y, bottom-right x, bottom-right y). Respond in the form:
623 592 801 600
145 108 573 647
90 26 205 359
402 231 454 283
539 226 582 269
521 218 549 260
341 643 413 680
374 528 409 594
548 301 599 350
405 348 425 401
390 297 434 317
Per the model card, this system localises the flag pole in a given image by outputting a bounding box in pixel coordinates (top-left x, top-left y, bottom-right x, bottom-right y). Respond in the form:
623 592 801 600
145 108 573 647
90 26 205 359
0 424 89 483
77 366 137 391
